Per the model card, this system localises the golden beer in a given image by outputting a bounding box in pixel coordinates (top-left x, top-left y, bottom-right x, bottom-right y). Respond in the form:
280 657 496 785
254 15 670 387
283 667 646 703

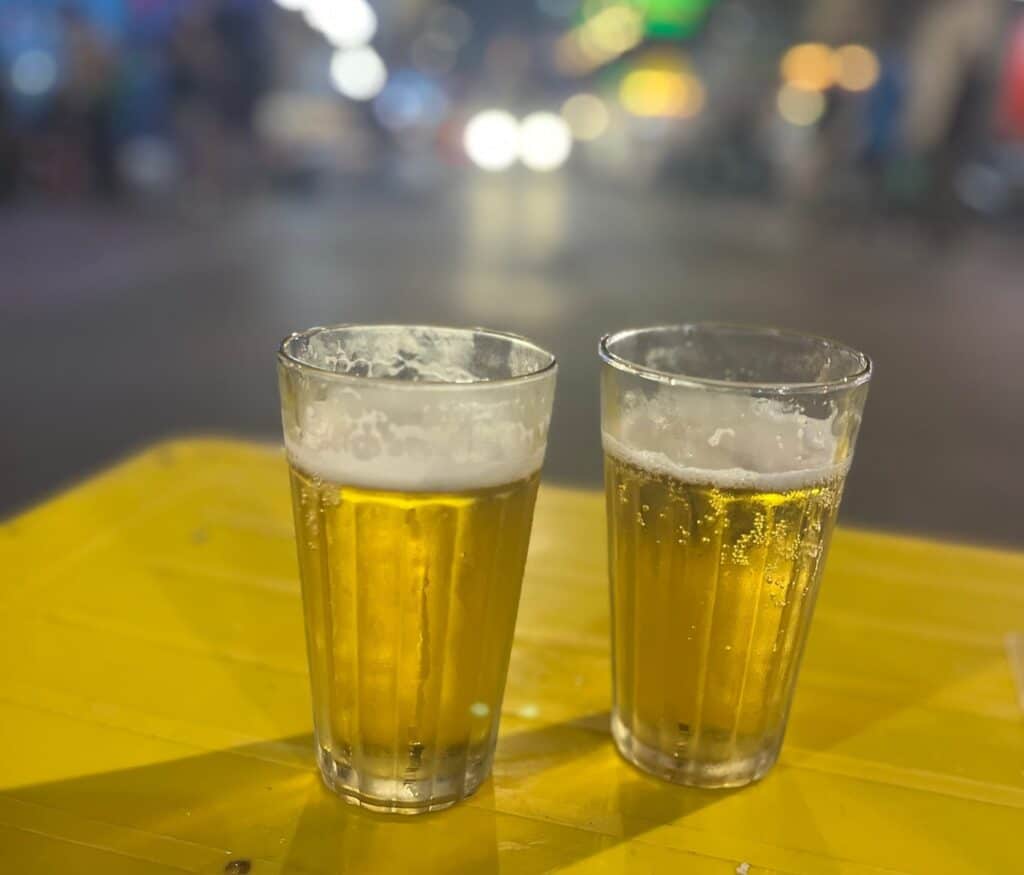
605 450 844 786
279 324 556 812
600 323 869 787
289 464 541 808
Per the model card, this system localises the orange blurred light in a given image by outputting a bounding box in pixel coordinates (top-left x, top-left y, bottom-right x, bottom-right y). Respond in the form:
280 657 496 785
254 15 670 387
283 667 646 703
834 44 880 92
619 69 705 119
780 42 836 92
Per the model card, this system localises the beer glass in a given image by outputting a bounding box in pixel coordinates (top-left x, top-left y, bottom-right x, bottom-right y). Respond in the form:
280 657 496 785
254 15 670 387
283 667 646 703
278 325 557 813
600 324 870 787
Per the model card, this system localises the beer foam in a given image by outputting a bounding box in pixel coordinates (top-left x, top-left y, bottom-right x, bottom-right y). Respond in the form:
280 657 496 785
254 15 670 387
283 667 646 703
283 387 552 492
603 392 848 492
280 326 556 491
288 451 544 492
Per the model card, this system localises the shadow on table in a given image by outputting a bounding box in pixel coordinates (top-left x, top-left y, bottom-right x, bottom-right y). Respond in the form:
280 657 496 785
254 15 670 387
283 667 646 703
280 710 748 873
9 639 967 875
3 711 741 874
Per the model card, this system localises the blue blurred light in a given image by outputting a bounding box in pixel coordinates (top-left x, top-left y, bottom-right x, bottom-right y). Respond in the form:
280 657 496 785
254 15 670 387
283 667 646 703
373 69 449 132
11 49 58 97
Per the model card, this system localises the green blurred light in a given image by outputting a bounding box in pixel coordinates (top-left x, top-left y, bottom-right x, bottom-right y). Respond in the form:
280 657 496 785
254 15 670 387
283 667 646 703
637 0 714 39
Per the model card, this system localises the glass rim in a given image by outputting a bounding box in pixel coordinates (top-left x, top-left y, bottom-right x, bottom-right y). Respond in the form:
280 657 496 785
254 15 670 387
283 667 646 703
278 323 557 389
599 322 872 395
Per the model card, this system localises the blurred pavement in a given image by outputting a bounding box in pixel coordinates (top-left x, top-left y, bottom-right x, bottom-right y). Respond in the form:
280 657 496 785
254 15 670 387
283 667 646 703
2 178 1022 546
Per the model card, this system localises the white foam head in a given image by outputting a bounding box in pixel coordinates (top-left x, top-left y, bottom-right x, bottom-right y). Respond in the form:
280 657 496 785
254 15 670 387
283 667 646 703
279 326 556 491
603 390 848 492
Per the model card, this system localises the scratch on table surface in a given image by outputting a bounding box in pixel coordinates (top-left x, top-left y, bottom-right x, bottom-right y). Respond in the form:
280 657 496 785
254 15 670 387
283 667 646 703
497 840 546 852
1007 632 1024 712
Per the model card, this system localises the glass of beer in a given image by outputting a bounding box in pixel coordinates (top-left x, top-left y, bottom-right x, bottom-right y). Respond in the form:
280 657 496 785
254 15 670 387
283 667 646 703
601 324 870 788
278 324 557 813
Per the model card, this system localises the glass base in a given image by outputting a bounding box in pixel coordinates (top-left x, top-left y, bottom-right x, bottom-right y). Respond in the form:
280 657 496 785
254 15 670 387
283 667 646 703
611 713 778 789
316 744 490 815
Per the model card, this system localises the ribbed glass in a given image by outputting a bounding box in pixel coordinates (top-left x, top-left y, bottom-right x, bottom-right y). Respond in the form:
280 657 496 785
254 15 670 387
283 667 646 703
600 324 870 787
278 325 556 813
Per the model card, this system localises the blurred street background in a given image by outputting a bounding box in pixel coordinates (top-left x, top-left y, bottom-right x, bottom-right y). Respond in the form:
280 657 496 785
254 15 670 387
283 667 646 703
1 0 1023 545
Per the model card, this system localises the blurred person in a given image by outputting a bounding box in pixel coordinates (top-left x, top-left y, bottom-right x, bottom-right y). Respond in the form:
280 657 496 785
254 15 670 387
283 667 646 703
56 3 120 197
169 0 267 200
206 0 268 193
791 1 913 212
0 87 19 201
902 0 1005 233
861 50 909 212
213 0 269 138
170 0 231 197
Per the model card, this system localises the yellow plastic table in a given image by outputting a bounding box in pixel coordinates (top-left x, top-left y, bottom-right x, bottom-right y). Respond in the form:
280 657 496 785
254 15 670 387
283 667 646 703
1 439 1021 874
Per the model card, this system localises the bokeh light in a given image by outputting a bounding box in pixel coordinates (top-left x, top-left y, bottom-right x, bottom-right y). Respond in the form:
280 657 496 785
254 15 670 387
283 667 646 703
834 44 880 92
776 84 825 126
330 47 387 101
555 3 644 75
373 71 449 132
519 112 573 171
619 69 705 119
11 50 58 97
463 110 520 172
780 43 836 92
582 5 644 56
642 0 715 39
561 93 609 141
305 0 377 50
